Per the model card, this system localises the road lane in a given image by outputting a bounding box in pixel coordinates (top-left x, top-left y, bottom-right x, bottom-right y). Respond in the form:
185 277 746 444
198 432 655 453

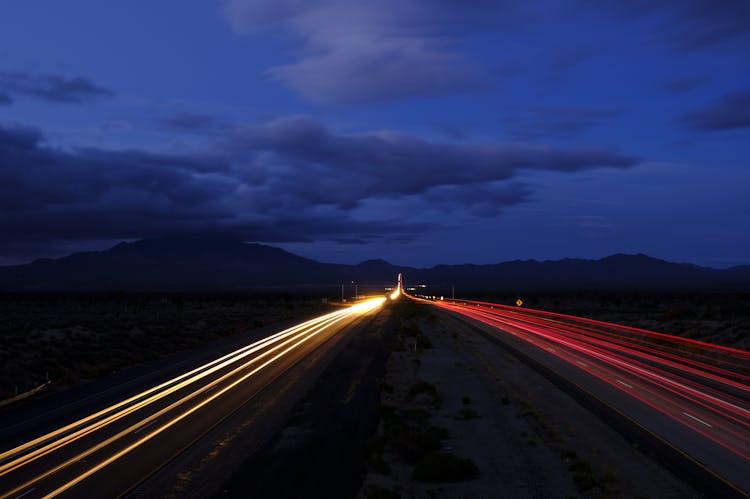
0 297 386 499
420 296 750 497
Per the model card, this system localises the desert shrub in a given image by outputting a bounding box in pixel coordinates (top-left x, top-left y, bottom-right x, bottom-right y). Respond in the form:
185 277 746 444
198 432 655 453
409 380 438 398
379 381 394 394
364 484 400 499
458 408 479 420
569 459 597 491
412 452 479 482
389 337 406 352
367 435 387 456
408 380 441 408
380 405 448 463
415 333 432 351
368 454 391 475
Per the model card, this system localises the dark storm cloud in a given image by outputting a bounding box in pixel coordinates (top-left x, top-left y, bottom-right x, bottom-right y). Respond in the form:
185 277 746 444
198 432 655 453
223 0 532 103
681 91 750 131
0 116 639 261
0 70 113 104
0 122 434 259
0 125 231 214
506 107 622 140
230 116 637 206
589 0 750 50
423 183 533 217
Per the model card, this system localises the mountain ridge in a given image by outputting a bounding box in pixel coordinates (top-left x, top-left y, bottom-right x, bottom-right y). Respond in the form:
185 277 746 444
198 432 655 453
0 237 747 292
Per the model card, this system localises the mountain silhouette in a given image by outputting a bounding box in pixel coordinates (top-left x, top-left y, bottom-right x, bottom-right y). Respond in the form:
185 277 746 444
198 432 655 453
0 238 747 292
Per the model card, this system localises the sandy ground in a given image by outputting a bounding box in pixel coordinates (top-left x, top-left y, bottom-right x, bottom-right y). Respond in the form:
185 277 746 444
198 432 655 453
359 301 700 499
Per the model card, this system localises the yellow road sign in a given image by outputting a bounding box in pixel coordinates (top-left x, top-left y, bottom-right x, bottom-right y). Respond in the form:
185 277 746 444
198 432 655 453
516 298 523 307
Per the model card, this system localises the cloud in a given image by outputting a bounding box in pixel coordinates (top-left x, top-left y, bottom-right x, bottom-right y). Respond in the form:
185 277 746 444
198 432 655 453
161 112 231 134
228 115 638 207
423 182 533 217
588 0 750 50
505 107 622 140
0 122 430 259
0 70 113 104
0 117 639 261
681 90 750 131
222 0 529 103
100 120 133 132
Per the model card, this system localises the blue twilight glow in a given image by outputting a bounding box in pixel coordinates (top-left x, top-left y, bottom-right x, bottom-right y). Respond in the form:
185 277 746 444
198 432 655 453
0 1 748 267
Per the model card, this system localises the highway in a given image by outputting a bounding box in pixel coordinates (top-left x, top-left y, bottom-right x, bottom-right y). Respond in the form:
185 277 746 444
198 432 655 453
424 296 750 496
0 297 386 499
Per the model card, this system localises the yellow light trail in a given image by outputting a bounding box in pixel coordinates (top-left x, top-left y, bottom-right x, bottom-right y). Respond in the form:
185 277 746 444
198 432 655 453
1 297 385 499
1 310 343 473
2 313 345 481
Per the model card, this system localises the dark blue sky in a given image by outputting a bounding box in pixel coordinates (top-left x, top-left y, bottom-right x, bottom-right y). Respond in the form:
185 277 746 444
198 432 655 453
1 1 749 267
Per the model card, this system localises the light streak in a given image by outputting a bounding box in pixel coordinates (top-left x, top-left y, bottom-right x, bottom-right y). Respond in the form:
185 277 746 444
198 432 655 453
2 309 345 466
0 297 385 498
683 412 713 428
1 312 344 475
415 295 750 466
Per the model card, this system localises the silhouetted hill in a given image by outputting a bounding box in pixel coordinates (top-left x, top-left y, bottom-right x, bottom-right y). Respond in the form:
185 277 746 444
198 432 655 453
0 238 343 291
406 253 749 292
0 238 748 291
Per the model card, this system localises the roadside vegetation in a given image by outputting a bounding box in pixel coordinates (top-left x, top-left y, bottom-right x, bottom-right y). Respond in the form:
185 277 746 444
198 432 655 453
361 300 479 498
0 292 331 400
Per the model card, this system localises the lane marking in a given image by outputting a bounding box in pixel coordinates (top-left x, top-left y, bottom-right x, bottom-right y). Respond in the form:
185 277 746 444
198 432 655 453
575 361 587 367
682 412 713 428
547 347 556 352
616 379 633 389
132 419 158 435
14 487 36 499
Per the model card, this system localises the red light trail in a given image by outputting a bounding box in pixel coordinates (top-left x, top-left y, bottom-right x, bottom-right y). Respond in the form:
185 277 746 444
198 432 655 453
421 296 749 494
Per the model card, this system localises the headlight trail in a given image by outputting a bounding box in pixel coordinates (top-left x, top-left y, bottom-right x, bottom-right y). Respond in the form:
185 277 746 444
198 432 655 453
418 296 750 488
0 297 385 498
2 312 343 474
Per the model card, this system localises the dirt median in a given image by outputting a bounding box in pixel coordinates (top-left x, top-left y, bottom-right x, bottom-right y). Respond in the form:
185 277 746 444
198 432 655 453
359 299 699 499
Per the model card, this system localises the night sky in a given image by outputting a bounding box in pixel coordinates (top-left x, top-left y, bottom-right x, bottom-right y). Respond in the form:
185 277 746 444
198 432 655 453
1 1 749 268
